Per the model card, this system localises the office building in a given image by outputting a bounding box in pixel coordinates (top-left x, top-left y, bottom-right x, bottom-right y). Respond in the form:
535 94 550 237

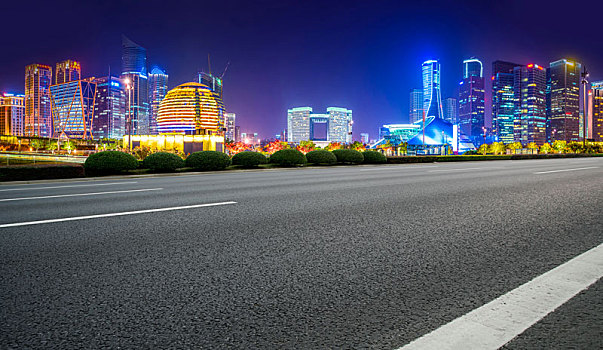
422 60 443 119
0 93 25 136
514 64 547 145
93 76 126 139
492 60 521 144
547 59 581 142
444 97 458 124
458 58 485 143
234 125 241 142
24 63 53 137
360 133 369 144
55 60 81 84
49 80 97 139
198 72 223 100
121 35 149 135
591 81 603 141
409 88 424 123
148 67 168 135
287 107 353 143
224 112 236 140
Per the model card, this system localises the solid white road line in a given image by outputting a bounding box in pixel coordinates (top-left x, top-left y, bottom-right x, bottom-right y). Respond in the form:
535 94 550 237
0 181 139 192
0 188 163 202
0 201 237 228
534 166 599 174
397 243 603 350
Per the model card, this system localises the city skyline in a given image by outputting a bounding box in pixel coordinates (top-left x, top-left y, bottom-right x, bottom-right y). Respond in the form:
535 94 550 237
1 0 601 140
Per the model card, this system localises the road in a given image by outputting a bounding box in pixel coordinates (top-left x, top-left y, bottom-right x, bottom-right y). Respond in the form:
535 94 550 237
1 157 602 349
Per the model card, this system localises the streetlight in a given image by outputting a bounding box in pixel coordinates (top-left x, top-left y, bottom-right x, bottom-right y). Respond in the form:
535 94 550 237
482 126 487 146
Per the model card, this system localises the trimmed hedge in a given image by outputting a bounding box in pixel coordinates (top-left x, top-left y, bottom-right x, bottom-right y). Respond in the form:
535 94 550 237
332 149 364 164
84 151 138 174
362 151 387 164
232 151 267 168
0 163 85 182
306 150 337 165
269 149 307 167
143 152 185 172
185 151 231 171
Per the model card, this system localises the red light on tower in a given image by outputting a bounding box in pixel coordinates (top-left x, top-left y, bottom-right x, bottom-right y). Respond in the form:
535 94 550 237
527 64 534 68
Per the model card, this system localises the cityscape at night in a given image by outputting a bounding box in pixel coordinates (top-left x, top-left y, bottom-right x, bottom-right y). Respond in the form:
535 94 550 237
1 1 602 349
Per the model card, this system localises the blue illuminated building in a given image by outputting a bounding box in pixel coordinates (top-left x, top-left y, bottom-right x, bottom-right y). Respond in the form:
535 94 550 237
49 80 97 139
149 67 169 135
93 76 126 139
121 35 149 135
458 58 485 145
422 60 443 119
492 61 521 144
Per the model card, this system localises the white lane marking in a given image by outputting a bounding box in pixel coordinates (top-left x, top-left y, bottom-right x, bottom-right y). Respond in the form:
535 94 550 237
0 181 138 192
534 166 599 174
359 166 439 171
0 201 237 228
0 188 163 202
427 167 499 173
397 243 603 350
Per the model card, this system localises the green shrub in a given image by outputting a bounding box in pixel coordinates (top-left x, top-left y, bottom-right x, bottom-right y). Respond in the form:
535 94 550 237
332 149 364 164
142 152 185 172
84 151 138 174
185 151 231 171
0 164 84 181
362 151 387 164
306 150 337 165
269 149 307 166
232 151 267 168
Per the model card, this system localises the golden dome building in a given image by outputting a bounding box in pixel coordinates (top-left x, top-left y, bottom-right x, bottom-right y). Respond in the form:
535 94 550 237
124 82 226 154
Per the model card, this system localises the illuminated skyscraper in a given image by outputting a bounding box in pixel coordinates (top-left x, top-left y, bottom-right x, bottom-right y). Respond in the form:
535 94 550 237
0 93 25 136
148 67 168 135
327 107 353 143
55 60 81 84
224 112 236 140
422 60 443 119
121 35 149 135
360 133 369 144
24 64 53 137
198 72 223 100
287 107 312 143
514 64 547 145
458 58 485 143
409 88 424 123
50 80 97 139
93 76 126 139
547 59 581 142
591 81 603 141
492 61 521 144
444 97 458 124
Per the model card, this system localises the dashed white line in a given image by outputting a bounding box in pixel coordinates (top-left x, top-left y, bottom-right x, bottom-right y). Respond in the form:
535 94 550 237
397 243 603 350
0 201 237 228
0 188 163 202
0 181 138 192
534 166 599 174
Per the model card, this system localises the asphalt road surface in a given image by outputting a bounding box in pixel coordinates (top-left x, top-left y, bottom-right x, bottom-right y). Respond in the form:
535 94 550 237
1 157 602 349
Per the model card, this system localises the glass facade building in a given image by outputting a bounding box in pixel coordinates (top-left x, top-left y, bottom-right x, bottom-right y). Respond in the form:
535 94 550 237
287 107 352 143
444 97 458 124
198 72 223 100
93 76 126 139
287 107 312 143
121 35 149 135
0 93 25 136
224 112 236 141
157 82 224 135
49 80 97 139
422 60 443 119
591 81 603 141
327 107 353 143
24 64 53 137
148 67 169 135
409 88 424 123
547 59 581 143
55 60 81 85
458 58 485 144
514 64 548 145
492 61 521 144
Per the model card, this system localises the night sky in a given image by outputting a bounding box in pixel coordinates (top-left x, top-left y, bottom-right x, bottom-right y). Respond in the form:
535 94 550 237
1 0 601 140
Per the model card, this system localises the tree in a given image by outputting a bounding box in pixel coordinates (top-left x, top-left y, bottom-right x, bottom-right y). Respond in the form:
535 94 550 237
488 142 505 155
540 143 552 154
398 142 408 155
552 140 567 153
325 142 343 151
296 140 316 154
30 139 47 152
263 140 289 154
478 143 489 155
226 142 249 155
506 142 522 154
526 142 539 154
350 141 366 152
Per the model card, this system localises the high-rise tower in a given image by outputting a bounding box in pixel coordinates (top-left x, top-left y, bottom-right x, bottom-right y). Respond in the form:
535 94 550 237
55 60 81 85
121 35 149 135
514 64 547 145
422 60 443 119
148 67 168 135
409 88 424 123
0 93 25 136
444 97 458 124
591 81 603 141
547 59 581 143
492 61 521 144
24 64 53 137
93 76 127 139
458 58 485 143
